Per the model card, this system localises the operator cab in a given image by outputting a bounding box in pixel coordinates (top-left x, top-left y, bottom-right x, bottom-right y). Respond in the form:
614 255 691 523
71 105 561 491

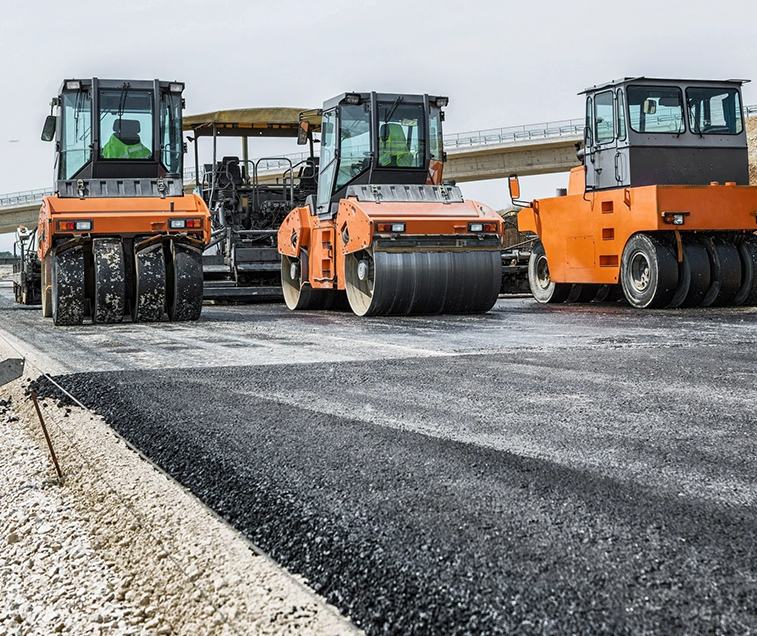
41 78 186 198
581 77 748 190
314 92 448 216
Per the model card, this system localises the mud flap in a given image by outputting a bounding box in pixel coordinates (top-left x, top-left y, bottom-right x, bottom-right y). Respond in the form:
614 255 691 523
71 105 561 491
92 238 126 324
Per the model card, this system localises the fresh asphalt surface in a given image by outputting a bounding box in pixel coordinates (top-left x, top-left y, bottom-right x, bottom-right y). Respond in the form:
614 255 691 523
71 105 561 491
3 282 756 634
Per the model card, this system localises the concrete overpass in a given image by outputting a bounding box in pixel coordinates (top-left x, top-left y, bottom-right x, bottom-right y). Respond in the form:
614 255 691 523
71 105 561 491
0 115 586 234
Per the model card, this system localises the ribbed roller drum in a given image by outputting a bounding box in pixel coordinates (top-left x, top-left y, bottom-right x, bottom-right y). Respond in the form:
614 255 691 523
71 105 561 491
344 247 501 316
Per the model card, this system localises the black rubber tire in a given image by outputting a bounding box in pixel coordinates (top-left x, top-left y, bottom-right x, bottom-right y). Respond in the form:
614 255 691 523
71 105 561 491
593 285 622 303
620 234 678 309
92 238 126 324
167 241 203 321
281 254 338 310
711 240 742 306
133 243 167 322
566 284 602 303
678 240 711 308
52 246 85 326
345 248 501 316
735 238 757 306
527 242 571 304
41 254 52 318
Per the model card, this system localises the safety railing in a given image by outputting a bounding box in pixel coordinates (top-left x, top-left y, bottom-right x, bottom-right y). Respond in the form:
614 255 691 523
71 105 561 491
3 105 757 210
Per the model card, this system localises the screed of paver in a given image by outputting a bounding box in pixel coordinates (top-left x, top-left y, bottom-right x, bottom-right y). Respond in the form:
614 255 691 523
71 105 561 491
0 376 358 636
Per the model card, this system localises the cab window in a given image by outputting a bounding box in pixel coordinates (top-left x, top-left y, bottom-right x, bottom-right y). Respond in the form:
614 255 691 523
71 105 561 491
99 87 154 160
335 103 371 191
60 89 92 179
594 91 615 144
316 109 337 212
627 86 685 134
617 90 627 141
686 87 743 135
429 106 443 161
377 99 425 168
160 91 183 174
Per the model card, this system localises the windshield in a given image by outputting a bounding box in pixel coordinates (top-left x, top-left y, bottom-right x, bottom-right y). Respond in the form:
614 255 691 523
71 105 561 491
99 87 154 160
335 103 371 191
160 91 183 173
59 90 92 179
377 100 425 168
627 86 685 134
687 87 743 135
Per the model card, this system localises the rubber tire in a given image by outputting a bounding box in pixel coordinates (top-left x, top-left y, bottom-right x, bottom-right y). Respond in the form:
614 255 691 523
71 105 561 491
712 240 742 306
620 234 678 309
528 242 571 304
281 254 338 311
41 254 53 318
167 241 203 321
735 238 757 306
133 243 167 322
567 284 602 303
92 238 126 324
52 246 85 326
678 240 711 308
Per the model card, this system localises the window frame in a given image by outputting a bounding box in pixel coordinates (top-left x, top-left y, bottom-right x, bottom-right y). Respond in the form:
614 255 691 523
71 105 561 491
58 89 93 180
685 86 744 136
626 85 686 135
375 99 427 170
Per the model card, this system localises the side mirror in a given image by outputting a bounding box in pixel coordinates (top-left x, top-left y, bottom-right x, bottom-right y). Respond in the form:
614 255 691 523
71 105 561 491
41 115 57 142
643 99 657 115
297 120 310 146
508 174 521 202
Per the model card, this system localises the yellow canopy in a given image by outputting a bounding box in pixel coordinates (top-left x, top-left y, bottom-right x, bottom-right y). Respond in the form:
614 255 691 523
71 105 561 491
183 107 322 137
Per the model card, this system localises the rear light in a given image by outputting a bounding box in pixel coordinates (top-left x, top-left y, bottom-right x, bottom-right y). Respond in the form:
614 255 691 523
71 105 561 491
469 222 498 233
57 220 92 232
169 218 202 230
377 222 405 233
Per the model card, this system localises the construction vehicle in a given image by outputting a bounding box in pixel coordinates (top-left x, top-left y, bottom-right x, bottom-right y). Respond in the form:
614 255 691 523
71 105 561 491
11 226 41 305
513 77 757 308
184 108 320 301
277 92 504 315
37 78 211 325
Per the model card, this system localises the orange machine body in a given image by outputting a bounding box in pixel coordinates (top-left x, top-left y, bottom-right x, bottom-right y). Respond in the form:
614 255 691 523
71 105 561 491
278 196 504 290
38 194 211 260
518 166 757 284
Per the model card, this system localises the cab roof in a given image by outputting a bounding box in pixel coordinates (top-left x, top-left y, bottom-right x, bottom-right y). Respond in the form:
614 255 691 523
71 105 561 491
580 77 750 94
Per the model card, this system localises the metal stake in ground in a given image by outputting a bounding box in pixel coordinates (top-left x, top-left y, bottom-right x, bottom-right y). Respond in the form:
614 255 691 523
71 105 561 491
30 391 63 484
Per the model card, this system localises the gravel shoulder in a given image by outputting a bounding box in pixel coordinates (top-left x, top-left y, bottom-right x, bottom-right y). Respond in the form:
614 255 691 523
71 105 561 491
0 372 357 636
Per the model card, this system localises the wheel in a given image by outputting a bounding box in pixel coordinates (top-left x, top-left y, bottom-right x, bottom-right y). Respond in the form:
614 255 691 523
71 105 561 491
92 238 126 324
594 284 622 303
280 254 338 310
620 234 678 309
51 246 85 326
735 238 757 306
527 242 571 304
344 248 501 316
675 240 711 308
167 241 203 321
566 284 602 303
712 240 742 306
41 254 52 318
133 242 167 322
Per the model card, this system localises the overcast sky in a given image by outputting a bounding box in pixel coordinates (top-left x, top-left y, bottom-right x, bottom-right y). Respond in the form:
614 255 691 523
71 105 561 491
2 0 757 251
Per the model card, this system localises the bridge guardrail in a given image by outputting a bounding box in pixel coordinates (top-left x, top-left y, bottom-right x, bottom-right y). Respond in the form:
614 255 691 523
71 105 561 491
3 105 756 211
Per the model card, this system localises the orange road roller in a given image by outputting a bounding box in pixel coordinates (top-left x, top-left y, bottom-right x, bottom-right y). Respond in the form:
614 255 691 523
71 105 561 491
514 77 757 309
277 92 504 316
37 78 211 325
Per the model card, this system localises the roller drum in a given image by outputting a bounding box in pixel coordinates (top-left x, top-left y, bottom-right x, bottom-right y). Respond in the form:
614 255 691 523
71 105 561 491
345 248 501 316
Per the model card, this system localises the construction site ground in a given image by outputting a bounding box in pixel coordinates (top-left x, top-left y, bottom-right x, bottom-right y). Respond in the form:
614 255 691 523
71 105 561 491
0 280 755 635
